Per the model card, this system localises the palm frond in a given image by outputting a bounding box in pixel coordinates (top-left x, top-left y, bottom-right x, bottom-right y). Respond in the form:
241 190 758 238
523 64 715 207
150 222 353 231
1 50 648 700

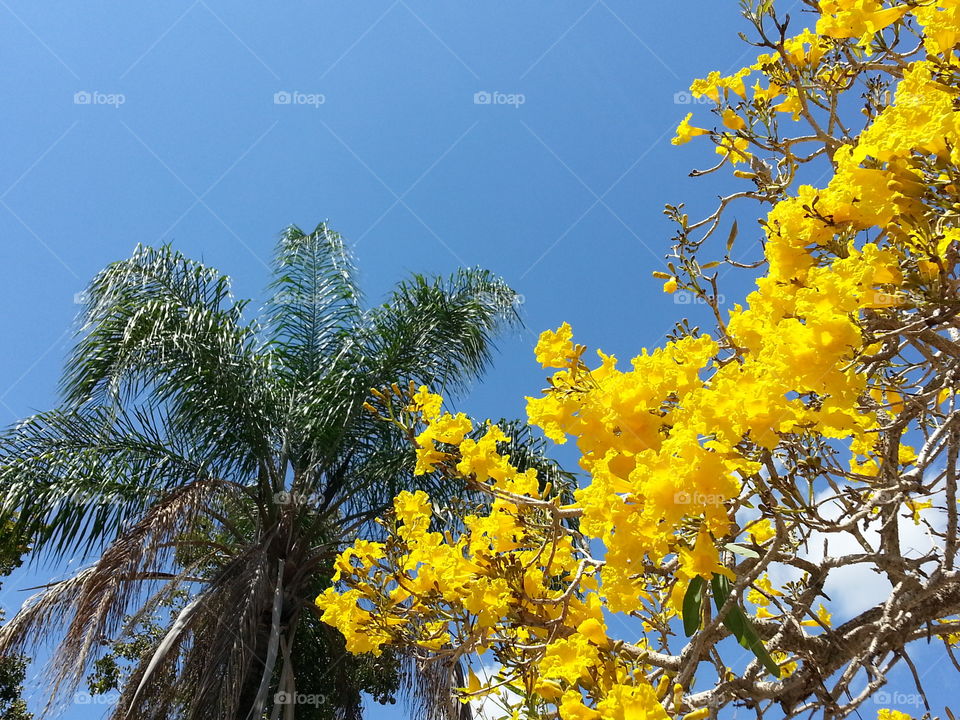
362 268 520 396
0 232 544 720
265 223 362 383
278 268 521 489
0 477 231 710
0 406 231 559
115 538 281 720
64 244 279 467
405 655 473 720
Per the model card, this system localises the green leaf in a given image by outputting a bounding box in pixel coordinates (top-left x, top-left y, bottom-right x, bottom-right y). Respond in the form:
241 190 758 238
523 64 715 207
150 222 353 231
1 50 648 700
710 573 781 678
711 573 747 640
682 576 705 637
731 605 782 678
724 543 760 559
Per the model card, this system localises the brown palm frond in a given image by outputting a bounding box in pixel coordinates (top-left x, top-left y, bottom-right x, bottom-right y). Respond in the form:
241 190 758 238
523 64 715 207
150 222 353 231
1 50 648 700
111 591 208 719
49 478 235 697
0 477 236 715
404 652 474 720
112 531 284 720
0 567 96 656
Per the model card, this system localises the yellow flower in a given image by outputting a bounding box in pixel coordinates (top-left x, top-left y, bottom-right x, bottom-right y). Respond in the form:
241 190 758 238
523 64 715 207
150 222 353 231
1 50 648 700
413 444 447 475
745 518 775 545
394 490 432 529
801 603 833 627
422 412 473 445
714 133 752 163
690 71 722 103
904 499 933 524
771 650 798 676
540 635 599 685
535 322 576 368
722 107 746 131
595 683 669 720
679 528 735 581
672 113 710 146
312 7 960 713
525 392 570 444
877 710 913 720
918 259 940 279
747 575 782 606
816 1 909 46
456 425 514 482
409 385 443 421
577 618 609 647
559 691 601 720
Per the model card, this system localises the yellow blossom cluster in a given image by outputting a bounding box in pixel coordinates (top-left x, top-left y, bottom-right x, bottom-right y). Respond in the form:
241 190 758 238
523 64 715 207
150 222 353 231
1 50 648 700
317 393 671 719
319 2 960 718
816 1 909 47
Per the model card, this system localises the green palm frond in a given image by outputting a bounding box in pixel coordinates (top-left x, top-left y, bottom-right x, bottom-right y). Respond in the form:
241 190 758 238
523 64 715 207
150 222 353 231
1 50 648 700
64 245 279 467
265 223 362 383
65 244 238 405
0 477 232 704
362 268 521 396
280 268 520 483
280 352 373 480
0 406 231 559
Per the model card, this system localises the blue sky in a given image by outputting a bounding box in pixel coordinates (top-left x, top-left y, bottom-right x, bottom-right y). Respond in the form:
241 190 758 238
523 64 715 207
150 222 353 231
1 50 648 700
0 1 952 718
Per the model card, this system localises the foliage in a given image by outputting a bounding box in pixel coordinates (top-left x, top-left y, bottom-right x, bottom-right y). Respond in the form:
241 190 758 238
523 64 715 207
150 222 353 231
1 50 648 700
0 522 31 720
0 223 571 719
316 3 960 719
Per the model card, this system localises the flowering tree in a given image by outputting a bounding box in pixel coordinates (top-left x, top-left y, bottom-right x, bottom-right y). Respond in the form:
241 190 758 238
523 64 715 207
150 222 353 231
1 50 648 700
316 2 960 718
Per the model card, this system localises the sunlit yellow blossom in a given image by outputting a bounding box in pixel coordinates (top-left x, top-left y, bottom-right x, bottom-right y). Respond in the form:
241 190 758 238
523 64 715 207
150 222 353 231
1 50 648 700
801 603 833 627
878 710 913 720
679 528 736 581
317 5 960 716
816 0 909 47
535 322 576 368
409 385 443 421
671 113 710 146
904 499 933 524
722 107 746 131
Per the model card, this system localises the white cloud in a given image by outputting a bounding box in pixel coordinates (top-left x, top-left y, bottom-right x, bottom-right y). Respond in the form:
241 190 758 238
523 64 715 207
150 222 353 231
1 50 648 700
769 484 947 621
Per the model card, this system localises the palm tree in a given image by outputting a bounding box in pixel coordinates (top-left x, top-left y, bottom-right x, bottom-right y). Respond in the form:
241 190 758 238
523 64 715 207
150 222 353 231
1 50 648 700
0 224 570 720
